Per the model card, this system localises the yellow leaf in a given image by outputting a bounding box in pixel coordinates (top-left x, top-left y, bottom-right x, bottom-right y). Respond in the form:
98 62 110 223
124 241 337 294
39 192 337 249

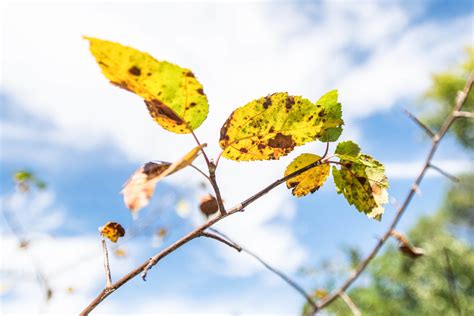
84 37 209 134
284 154 330 197
122 144 205 212
99 221 125 243
114 248 127 258
219 91 343 161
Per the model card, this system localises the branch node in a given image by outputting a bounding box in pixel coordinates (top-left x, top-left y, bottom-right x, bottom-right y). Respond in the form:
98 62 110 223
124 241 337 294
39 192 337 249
454 110 474 119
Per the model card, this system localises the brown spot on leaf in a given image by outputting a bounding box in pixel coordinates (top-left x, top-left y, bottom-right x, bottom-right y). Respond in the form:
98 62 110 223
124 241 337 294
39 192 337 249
239 148 248 153
128 66 141 76
111 81 133 92
185 71 195 78
286 96 295 110
143 162 172 180
267 133 295 149
145 99 184 125
318 110 325 117
263 96 272 109
197 88 204 95
190 102 197 107
257 143 265 150
220 111 234 144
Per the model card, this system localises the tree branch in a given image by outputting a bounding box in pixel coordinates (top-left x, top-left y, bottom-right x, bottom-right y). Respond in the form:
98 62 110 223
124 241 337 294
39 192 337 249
191 131 226 215
313 71 474 314
199 231 242 252
453 110 474 119
80 150 327 315
403 109 435 138
428 163 460 182
100 237 112 288
339 291 361 316
209 228 318 310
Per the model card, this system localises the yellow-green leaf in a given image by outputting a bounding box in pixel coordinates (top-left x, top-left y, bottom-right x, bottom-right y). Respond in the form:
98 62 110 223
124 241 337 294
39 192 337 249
121 144 206 213
100 221 125 243
219 91 343 161
332 152 389 220
284 154 330 197
84 37 209 134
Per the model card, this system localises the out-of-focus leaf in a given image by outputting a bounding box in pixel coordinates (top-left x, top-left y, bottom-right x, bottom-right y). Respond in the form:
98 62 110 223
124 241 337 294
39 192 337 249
333 141 389 220
122 144 205 213
219 90 343 161
175 199 191 218
99 221 125 243
114 248 127 258
390 230 425 258
284 154 330 197
199 194 219 216
85 37 209 134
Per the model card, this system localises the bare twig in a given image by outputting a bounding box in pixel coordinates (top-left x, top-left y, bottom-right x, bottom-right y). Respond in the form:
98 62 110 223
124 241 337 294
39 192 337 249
209 228 318 310
404 109 435 138
314 72 474 314
428 163 460 182
443 248 462 316
191 131 226 215
199 231 242 252
339 291 361 316
100 237 112 288
454 110 473 119
80 152 327 315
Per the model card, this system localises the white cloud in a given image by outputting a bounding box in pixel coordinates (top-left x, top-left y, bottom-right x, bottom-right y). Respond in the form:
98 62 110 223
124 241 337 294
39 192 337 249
385 158 473 180
0 1 472 314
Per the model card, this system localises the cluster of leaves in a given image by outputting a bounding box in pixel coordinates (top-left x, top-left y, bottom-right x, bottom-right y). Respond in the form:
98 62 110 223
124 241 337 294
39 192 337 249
85 37 389 219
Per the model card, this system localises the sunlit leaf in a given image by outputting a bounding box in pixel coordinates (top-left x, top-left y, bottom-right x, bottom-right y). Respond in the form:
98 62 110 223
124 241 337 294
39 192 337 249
99 221 125 243
85 37 209 134
122 144 205 213
284 154 330 197
199 194 219 216
219 90 343 161
333 142 389 220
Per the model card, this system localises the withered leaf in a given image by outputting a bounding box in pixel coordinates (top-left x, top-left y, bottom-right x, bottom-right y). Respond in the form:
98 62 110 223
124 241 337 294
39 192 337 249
122 144 206 213
99 221 125 243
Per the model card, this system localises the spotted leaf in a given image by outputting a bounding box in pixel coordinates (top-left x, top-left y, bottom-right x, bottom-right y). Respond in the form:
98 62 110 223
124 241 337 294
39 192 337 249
122 144 205 213
85 37 208 133
284 154 330 197
332 145 389 220
219 91 343 161
100 221 125 243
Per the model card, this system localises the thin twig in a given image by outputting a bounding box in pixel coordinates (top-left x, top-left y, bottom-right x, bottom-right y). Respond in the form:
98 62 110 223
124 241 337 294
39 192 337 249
80 149 327 315
443 248 462 316
428 163 460 182
199 231 242 252
314 72 474 314
209 228 318 311
404 109 435 138
339 291 361 316
101 237 112 288
454 110 473 119
191 131 226 215
189 164 211 181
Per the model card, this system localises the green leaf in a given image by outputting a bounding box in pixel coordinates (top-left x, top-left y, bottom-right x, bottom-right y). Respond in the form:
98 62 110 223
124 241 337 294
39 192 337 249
219 91 344 161
284 154 330 197
85 37 209 134
332 149 389 220
335 140 361 157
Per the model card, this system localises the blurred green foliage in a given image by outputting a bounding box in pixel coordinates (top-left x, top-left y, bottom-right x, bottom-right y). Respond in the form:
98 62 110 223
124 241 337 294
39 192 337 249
302 49 474 315
423 47 473 148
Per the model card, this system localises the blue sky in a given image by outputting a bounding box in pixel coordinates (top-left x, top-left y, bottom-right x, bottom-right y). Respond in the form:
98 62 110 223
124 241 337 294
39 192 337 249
1 0 473 315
